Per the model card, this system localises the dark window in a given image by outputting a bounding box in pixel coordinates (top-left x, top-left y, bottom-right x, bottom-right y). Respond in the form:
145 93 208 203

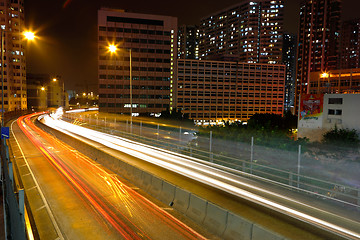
328 98 343 104
335 110 342 115
99 26 106 31
328 109 335 115
107 16 164 26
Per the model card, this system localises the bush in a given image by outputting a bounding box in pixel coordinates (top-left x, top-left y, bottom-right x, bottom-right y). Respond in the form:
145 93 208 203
322 126 360 147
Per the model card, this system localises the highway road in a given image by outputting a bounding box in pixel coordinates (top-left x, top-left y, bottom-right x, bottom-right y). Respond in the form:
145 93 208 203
42 114 360 240
11 113 209 240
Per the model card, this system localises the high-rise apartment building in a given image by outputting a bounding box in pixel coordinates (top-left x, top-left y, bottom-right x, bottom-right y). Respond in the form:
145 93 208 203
295 0 341 110
340 18 360 69
0 0 27 112
98 8 177 115
178 25 199 60
176 59 285 123
199 0 284 64
282 33 297 111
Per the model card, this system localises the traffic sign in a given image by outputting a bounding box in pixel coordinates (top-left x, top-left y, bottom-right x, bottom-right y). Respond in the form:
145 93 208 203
1 127 9 139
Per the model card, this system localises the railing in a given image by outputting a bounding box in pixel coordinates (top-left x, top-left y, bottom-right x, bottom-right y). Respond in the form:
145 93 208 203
1 139 26 240
62 113 360 210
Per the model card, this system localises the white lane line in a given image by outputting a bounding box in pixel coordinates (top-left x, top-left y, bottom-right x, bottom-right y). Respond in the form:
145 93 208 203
10 119 64 240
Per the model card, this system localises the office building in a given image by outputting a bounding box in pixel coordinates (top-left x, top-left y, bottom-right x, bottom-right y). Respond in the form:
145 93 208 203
176 59 285 123
340 18 360 69
295 0 341 110
26 73 48 111
199 0 284 64
26 73 67 110
0 0 27 112
282 33 297 111
98 8 177 115
178 25 199 60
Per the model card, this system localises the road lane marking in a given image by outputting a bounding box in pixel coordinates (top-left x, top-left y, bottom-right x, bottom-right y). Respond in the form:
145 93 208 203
11 120 64 240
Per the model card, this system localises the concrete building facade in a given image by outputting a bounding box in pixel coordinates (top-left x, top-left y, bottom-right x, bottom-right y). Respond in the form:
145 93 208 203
98 8 177 115
0 0 27 112
176 59 285 123
298 94 360 141
199 0 284 64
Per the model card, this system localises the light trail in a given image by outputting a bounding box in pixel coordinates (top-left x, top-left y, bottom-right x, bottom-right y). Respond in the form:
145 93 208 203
18 113 207 240
42 115 360 240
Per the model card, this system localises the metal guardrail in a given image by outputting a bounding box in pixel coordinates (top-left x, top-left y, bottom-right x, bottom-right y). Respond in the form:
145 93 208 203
62 114 360 210
1 139 26 240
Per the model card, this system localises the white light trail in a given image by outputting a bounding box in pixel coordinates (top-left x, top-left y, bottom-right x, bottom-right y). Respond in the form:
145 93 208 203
41 115 360 240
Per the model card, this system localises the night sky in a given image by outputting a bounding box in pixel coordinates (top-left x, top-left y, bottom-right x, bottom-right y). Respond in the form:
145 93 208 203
24 0 360 94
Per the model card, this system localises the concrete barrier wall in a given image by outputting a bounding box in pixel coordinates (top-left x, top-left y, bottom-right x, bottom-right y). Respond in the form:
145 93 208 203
37 121 291 240
159 181 175 205
223 212 253 240
148 176 163 199
173 188 190 213
252 224 285 240
186 194 207 224
203 202 228 237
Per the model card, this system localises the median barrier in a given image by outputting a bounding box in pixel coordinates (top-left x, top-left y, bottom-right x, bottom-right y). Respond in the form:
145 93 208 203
203 202 228 236
132 167 143 186
148 176 163 199
159 181 176 205
123 163 134 180
140 171 152 192
222 212 253 240
173 188 190 213
252 224 286 240
186 194 207 224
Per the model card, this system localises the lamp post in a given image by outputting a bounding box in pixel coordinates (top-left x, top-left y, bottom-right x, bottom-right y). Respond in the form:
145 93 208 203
108 44 132 125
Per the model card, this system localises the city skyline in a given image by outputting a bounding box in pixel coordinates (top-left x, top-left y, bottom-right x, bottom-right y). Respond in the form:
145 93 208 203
24 0 360 93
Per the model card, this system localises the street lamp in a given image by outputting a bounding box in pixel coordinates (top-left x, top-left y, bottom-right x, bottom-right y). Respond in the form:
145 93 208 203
107 44 132 125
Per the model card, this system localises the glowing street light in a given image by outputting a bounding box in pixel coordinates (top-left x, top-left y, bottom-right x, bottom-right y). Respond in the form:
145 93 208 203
23 31 35 41
108 44 118 53
53 78 57 82
41 87 45 91
320 72 329 78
